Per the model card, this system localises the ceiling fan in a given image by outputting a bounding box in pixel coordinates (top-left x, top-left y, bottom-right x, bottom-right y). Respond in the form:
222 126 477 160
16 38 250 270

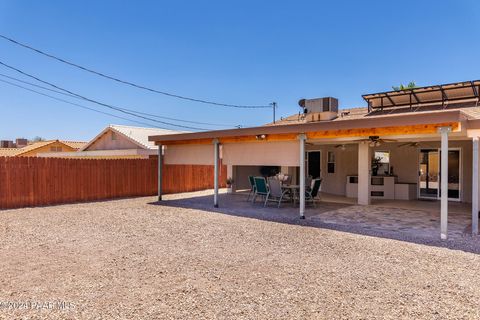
397 141 435 148
355 135 397 147
334 136 397 149
398 142 420 148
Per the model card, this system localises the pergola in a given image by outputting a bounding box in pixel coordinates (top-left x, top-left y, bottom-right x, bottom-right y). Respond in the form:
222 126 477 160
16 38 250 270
363 80 480 112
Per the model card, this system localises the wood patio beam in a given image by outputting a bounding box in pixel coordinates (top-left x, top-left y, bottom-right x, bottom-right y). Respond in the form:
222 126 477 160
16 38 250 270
155 122 460 145
306 122 460 140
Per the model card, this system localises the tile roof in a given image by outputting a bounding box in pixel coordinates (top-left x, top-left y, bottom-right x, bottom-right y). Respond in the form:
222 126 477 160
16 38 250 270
61 141 87 150
267 101 480 126
266 107 368 126
14 141 57 155
0 148 21 156
0 140 87 156
111 125 182 149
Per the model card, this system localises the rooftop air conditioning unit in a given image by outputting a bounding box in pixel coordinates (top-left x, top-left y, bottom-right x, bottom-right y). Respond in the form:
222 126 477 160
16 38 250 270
298 97 339 121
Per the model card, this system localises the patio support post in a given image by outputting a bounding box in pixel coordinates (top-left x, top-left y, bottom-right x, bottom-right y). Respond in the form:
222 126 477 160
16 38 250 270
357 142 371 205
157 144 162 201
213 139 220 208
439 126 451 240
472 137 479 235
298 133 306 219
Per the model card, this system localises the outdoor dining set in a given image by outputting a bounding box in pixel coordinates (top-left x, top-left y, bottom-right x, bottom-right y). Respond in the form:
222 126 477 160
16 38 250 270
247 174 322 208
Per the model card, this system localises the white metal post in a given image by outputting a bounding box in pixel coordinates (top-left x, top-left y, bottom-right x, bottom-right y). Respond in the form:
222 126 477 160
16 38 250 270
299 134 306 219
213 139 219 208
472 137 479 235
157 144 162 201
439 126 451 240
357 142 371 205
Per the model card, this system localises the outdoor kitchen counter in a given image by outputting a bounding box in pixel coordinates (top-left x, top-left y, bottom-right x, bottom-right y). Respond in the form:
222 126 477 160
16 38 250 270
346 176 417 200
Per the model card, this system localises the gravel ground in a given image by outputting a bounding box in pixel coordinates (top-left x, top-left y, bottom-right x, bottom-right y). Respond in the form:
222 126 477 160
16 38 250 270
1 192 480 319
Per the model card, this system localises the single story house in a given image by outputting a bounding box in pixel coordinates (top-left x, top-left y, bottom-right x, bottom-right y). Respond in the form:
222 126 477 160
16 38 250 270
0 140 86 157
40 125 181 159
149 80 480 240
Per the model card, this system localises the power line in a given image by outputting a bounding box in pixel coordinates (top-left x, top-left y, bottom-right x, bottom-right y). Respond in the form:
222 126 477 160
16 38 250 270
0 78 170 129
0 72 238 128
0 34 272 109
0 60 210 131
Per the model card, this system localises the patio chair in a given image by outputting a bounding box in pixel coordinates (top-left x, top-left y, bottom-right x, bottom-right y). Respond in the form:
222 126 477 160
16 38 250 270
305 179 322 207
247 175 256 202
265 177 290 208
305 176 313 191
252 176 269 204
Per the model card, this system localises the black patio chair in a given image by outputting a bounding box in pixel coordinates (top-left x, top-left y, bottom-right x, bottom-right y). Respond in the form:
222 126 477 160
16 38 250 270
306 179 322 207
247 175 256 202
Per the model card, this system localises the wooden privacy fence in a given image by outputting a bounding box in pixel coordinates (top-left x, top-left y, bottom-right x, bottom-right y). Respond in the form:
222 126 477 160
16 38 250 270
0 157 227 209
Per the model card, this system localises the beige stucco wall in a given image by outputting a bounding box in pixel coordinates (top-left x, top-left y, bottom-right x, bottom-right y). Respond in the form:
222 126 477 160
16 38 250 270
233 166 263 190
320 145 356 196
306 140 473 202
372 140 472 202
87 130 142 150
164 144 214 165
223 141 300 166
161 137 474 203
307 144 359 196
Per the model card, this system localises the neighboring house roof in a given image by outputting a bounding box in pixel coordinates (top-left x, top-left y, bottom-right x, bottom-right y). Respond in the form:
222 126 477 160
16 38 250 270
0 148 20 156
16 141 57 155
0 140 87 157
81 125 182 151
62 141 87 150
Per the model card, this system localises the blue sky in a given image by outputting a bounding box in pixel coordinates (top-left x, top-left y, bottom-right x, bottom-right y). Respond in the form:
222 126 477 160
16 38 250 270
0 0 479 141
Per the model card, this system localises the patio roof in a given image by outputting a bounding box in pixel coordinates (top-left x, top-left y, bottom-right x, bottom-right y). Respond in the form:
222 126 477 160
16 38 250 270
149 109 465 145
363 80 480 111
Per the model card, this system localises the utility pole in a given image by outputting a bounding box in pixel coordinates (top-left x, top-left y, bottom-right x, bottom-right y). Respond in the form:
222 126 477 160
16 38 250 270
271 102 277 124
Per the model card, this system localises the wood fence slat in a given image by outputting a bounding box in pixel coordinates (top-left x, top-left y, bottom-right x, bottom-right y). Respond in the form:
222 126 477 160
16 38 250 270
0 156 226 209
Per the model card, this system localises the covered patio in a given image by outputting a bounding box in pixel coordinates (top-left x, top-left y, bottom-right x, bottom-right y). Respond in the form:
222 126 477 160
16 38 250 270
149 81 480 241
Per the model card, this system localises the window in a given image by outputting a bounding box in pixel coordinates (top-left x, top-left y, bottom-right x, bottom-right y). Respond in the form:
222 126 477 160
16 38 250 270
327 151 335 173
374 151 390 175
50 146 62 152
111 132 117 140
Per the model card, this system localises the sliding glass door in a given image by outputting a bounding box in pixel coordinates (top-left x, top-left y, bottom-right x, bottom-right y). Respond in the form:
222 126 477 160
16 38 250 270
418 149 460 201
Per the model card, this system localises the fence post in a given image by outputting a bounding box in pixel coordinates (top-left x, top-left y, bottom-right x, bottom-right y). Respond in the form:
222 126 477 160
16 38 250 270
158 144 163 201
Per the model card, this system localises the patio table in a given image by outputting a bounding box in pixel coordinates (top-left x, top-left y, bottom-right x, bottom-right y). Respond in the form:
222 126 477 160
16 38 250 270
281 184 300 204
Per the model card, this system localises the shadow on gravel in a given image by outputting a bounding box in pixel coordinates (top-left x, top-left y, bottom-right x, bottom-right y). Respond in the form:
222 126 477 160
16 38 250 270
148 192 480 255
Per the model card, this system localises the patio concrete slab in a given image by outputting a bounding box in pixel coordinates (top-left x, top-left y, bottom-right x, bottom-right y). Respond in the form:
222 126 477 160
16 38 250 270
309 193 472 241
162 189 475 244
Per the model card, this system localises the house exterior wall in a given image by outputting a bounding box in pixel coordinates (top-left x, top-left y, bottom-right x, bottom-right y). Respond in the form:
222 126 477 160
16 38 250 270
158 135 474 203
372 140 471 202
306 144 359 196
233 165 263 190
306 139 473 203
86 130 141 150
20 141 76 157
